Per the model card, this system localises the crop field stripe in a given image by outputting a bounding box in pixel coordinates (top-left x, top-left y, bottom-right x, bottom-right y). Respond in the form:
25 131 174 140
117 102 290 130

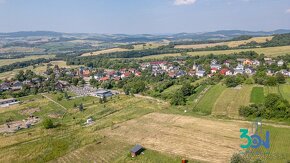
212 85 253 118
250 87 265 104
194 83 226 115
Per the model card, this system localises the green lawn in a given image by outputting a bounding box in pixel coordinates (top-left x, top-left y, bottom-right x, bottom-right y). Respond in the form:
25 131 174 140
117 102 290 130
194 83 226 115
250 87 265 104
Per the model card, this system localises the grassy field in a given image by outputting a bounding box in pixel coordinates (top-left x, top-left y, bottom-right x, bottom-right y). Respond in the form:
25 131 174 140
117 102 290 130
0 90 289 162
141 45 290 59
264 84 290 102
194 83 226 115
0 93 172 162
250 87 265 104
212 85 253 119
278 84 290 102
244 125 290 163
0 54 55 67
81 48 128 56
101 112 250 162
175 36 273 49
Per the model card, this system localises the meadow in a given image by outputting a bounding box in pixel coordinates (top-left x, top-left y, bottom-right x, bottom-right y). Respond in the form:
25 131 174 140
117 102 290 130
175 36 273 49
141 45 290 59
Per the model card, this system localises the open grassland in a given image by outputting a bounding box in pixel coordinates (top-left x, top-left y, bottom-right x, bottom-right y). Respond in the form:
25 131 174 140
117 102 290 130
0 54 55 67
0 93 172 162
101 112 250 163
175 36 273 49
244 125 290 163
250 87 265 104
141 45 290 59
194 83 226 115
212 85 253 119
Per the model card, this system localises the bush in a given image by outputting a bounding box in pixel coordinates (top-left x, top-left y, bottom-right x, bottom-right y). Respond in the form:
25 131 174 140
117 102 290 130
230 153 249 163
43 119 54 129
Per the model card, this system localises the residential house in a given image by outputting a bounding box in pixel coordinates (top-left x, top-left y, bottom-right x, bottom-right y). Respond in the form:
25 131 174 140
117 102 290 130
245 68 255 75
196 70 206 78
277 60 284 67
243 59 253 65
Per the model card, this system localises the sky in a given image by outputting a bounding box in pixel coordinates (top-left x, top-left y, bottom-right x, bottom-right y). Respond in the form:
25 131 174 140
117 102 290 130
0 0 289 34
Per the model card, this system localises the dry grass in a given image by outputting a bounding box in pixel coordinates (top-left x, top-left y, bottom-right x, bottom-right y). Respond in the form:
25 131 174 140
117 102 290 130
81 48 128 56
175 36 273 49
101 112 250 163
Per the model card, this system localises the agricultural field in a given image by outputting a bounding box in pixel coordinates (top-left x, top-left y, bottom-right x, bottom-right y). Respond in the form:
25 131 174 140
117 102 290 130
0 47 44 53
250 87 265 104
264 84 290 102
141 45 290 59
175 36 273 49
194 83 226 115
101 112 250 163
212 85 253 119
133 42 164 50
81 48 128 56
0 54 55 67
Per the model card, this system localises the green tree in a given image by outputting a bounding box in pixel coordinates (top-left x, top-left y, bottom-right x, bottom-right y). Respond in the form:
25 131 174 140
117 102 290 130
170 90 186 105
275 72 285 84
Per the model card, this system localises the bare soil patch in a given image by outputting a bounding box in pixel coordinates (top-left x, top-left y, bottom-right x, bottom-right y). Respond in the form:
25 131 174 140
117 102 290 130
101 113 250 163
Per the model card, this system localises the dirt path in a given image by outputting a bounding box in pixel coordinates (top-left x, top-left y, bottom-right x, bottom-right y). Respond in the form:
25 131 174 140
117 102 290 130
41 94 67 110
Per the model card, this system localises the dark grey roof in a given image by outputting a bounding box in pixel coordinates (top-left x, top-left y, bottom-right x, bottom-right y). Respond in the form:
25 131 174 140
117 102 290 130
130 144 143 153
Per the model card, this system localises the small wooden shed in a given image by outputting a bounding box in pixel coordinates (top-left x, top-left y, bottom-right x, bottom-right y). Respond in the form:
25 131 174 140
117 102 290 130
130 144 143 157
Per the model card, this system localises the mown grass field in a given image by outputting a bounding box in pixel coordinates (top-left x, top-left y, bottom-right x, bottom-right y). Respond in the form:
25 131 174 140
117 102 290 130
141 45 290 59
194 83 226 115
175 36 273 49
0 54 55 67
212 85 253 119
250 87 265 104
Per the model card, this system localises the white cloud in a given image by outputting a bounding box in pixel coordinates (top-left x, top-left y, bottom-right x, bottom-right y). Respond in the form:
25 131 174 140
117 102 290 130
174 0 197 6
286 9 290 14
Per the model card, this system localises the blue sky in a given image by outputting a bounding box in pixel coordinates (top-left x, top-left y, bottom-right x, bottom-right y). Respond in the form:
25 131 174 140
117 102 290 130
0 0 289 34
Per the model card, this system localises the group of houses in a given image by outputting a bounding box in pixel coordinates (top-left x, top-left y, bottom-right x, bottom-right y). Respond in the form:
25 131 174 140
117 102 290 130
193 58 288 78
0 78 42 92
138 58 289 79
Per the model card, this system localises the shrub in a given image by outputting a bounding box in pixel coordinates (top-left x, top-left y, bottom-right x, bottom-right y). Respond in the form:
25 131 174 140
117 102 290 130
43 119 54 129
